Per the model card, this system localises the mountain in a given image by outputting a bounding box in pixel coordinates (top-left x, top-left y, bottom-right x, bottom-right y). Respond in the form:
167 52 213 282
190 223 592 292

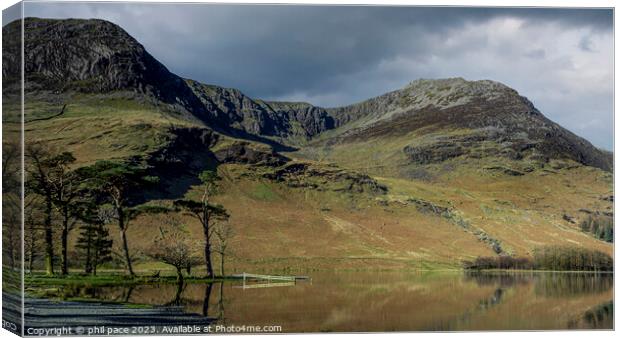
299 78 613 177
3 18 206 115
5 18 611 171
3 18 613 270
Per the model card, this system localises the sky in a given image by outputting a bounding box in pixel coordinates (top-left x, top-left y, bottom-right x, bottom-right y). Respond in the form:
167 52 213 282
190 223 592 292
10 3 615 150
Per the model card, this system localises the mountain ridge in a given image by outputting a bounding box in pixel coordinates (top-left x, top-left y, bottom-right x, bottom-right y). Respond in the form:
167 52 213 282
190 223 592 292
3 17 612 173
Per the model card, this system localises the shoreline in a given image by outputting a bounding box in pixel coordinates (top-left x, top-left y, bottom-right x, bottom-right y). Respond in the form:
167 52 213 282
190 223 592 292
16 268 614 288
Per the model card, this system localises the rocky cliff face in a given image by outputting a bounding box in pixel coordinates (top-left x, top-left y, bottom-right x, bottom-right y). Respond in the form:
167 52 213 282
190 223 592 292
186 80 336 140
3 18 206 115
319 78 613 172
4 18 612 172
264 101 336 139
185 80 286 137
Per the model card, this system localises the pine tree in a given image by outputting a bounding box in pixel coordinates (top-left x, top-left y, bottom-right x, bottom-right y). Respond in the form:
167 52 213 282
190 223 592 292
76 224 95 274
76 223 113 275
77 161 159 277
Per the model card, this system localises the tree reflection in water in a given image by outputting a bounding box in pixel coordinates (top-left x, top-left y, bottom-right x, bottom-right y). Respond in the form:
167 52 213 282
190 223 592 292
203 282 213 317
464 271 613 298
568 301 613 329
166 281 187 306
30 272 613 331
217 282 226 324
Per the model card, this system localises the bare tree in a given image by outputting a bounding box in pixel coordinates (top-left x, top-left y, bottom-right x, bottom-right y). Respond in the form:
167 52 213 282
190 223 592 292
145 214 201 283
213 220 234 277
174 170 229 279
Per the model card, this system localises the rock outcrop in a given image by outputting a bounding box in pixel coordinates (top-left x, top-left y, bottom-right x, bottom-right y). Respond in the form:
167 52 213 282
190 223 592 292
4 18 206 115
186 80 336 140
213 141 289 166
262 162 388 195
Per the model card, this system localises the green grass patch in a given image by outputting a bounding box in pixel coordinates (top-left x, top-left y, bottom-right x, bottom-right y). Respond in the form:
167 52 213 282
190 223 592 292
24 272 241 288
250 182 278 201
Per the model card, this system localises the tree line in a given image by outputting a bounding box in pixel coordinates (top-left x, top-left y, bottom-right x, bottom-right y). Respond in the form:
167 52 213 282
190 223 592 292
463 245 613 271
3 141 234 281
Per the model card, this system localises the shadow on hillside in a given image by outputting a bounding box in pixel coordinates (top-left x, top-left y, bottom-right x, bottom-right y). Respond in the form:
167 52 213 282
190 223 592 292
212 125 299 152
130 127 222 203
132 123 299 203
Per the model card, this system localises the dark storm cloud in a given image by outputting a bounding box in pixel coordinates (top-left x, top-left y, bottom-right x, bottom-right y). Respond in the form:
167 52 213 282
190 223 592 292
17 3 614 149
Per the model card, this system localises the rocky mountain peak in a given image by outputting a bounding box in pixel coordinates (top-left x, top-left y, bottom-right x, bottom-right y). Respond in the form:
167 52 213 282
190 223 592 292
403 77 519 108
320 78 612 172
3 17 205 113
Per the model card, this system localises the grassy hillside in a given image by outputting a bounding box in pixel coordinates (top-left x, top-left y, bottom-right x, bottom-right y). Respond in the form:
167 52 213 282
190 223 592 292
292 127 613 261
118 164 497 273
13 92 200 165
61 159 611 274
10 90 613 273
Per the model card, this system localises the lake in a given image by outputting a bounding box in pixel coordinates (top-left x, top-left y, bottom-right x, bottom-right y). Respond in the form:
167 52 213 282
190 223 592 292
27 271 613 332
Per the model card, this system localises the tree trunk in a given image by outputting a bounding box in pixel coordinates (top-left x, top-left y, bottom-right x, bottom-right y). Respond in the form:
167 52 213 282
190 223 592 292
120 227 134 277
84 238 92 274
219 252 225 277
176 266 184 284
44 196 54 276
117 207 135 277
60 222 68 275
93 247 98 276
203 226 214 279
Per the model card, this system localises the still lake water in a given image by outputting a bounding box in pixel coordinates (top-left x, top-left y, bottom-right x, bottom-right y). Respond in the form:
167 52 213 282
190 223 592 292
53 271 613 332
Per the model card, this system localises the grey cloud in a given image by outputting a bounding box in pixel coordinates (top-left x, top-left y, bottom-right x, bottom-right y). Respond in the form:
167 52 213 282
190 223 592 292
579 35 595 52
525 49 546 59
